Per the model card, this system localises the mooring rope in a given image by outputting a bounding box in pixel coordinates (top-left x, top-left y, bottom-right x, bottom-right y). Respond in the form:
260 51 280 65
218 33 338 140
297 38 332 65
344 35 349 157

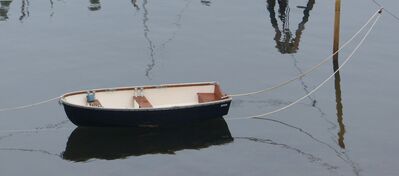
226 9 382 98
227 10 382 120
0 96 61 113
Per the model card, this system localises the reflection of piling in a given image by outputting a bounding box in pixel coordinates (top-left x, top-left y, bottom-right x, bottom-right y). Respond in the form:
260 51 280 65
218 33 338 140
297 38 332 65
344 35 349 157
335 66 345 149
332 0 345 149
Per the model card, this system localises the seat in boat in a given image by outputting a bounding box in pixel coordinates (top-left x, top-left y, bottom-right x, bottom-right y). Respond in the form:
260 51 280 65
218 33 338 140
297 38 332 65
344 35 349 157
133 96 153 108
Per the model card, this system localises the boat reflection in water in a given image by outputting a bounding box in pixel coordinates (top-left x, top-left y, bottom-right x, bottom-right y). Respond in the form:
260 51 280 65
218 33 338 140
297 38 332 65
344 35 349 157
62 118 233 162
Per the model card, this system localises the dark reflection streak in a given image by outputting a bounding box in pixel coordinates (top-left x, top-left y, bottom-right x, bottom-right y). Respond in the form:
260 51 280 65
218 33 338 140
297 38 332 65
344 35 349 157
291 55 315 103
253 117 342 156
160 0 191 49
0 148 60 158
49 0 54 17
0 120 70 141
236 137 339 172
142 0 191 78
291 54 337 129
333 53 345 149
0 133 15 141
34 120 70 131
253 117 361 175
20 0 25 21
19 0 29 22
142 0 156 79
0 122 70 157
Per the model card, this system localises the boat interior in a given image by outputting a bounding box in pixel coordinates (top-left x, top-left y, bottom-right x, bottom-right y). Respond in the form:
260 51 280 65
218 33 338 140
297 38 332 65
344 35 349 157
62 83 229 109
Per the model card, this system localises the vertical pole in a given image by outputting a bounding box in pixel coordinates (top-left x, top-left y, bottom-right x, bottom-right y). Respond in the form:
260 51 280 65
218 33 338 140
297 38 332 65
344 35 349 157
333 0 341 64
333 0 345 149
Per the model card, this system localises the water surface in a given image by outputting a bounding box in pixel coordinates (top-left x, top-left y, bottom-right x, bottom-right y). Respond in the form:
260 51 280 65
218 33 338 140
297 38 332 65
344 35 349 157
0 0 398 175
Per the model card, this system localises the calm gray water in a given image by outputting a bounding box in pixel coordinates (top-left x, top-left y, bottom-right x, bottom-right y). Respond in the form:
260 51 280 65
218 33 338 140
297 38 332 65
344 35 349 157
0 0 398 175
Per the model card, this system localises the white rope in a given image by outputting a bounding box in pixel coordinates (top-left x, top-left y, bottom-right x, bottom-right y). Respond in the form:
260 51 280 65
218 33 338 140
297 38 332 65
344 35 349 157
227 11 381 120
227 9 382 98
0 96 61 112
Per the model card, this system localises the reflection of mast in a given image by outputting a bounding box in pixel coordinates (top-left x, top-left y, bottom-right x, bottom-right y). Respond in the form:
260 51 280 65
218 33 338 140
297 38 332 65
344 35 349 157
142 0 156 78
88 0 101 11
0 0 13 21
266 0 314 54
333 0 345 149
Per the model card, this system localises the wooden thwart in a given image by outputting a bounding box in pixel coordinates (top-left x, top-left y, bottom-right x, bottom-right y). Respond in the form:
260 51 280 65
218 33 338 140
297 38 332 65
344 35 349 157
133 96 153 108
87 99 102 107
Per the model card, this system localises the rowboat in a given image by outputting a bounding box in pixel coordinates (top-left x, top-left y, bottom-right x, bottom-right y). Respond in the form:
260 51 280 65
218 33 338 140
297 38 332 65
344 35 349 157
60 82 232 127
62 118 233 161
